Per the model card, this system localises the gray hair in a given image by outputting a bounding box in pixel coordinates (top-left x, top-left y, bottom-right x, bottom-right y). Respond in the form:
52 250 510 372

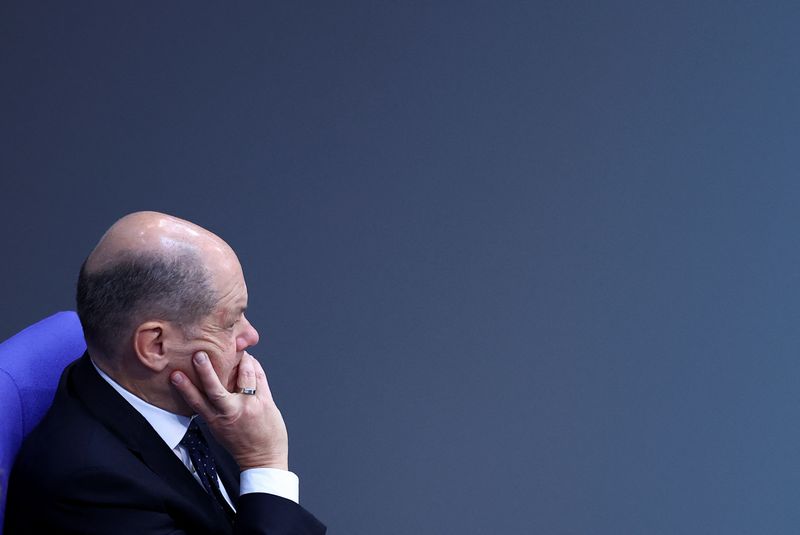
76 250 217 359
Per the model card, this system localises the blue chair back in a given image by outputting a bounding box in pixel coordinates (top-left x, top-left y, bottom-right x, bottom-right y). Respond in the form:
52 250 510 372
0 311 86 530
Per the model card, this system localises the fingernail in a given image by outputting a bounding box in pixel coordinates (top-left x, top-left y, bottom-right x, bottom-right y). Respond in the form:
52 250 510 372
194 352 207 365
171 373 183 385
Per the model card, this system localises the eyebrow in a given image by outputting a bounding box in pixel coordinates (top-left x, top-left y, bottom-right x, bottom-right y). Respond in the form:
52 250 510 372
225 305 247 322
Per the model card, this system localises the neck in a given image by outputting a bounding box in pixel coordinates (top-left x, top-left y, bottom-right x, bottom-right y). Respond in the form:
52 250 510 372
91 353 192 416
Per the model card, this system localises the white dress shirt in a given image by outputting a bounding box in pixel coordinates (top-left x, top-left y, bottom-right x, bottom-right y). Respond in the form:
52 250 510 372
91 360 300 505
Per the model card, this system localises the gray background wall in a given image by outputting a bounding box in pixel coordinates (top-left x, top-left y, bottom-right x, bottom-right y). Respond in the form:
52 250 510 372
3 2 800 533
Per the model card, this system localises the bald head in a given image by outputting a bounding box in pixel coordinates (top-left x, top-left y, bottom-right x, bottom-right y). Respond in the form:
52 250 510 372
77 212 233 360
85 211 234 272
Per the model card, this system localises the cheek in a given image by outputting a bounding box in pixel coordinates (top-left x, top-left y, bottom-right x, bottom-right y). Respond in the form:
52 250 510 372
221 332 238 355
196 331 234 354
212 334 240 373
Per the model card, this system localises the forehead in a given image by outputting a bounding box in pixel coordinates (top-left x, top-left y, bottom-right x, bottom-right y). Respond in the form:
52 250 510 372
197 239 248 312
212 261 248 313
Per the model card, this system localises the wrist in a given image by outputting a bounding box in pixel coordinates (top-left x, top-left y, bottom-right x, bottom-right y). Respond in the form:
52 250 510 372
236 453 289 471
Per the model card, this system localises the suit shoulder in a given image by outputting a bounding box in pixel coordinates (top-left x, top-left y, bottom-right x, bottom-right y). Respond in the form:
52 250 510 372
13 388 136 481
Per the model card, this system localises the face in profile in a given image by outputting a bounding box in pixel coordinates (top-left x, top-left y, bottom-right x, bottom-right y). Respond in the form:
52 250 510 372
167 257 260 394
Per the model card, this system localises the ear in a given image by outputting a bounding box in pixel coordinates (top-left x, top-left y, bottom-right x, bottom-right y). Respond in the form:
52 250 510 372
133 321 170 372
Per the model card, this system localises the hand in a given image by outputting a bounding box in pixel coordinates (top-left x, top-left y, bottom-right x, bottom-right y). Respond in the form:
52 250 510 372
170 351 289 471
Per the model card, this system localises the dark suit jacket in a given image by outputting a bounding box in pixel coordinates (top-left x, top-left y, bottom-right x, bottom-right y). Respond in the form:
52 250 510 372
4 353 326 535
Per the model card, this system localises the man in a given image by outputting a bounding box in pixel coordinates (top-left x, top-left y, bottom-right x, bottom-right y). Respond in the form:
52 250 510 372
4 211 326 534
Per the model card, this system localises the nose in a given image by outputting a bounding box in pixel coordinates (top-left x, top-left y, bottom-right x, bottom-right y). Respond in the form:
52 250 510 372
236 314 260 351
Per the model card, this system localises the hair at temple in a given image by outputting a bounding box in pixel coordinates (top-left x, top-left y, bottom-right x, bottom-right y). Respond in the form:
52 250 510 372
76 249 217 359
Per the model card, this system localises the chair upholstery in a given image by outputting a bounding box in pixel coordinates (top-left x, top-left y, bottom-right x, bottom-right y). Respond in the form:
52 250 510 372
0 311 86 531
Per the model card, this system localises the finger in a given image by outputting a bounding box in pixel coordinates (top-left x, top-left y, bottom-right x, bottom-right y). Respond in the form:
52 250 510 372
170 370 216 418
192 351 234 411
248 352 275 401
236 353 257 392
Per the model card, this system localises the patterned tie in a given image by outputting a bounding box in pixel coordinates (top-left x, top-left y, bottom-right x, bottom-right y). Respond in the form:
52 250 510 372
180 419 236 522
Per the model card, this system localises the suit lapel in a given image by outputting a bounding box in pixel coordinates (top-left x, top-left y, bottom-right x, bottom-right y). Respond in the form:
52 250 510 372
65 353 233 530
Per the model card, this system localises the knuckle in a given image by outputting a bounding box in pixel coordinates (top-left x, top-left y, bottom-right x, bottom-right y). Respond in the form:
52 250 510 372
209 391 227 403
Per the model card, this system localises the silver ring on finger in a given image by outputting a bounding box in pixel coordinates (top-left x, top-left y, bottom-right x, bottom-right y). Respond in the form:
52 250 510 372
239 387 257 396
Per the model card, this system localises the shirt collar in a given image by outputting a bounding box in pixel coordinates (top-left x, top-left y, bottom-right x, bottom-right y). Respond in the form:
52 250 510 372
91 358 193 450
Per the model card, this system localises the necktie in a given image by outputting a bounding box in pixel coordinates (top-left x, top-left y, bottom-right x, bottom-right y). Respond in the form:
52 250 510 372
180 419 236 522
